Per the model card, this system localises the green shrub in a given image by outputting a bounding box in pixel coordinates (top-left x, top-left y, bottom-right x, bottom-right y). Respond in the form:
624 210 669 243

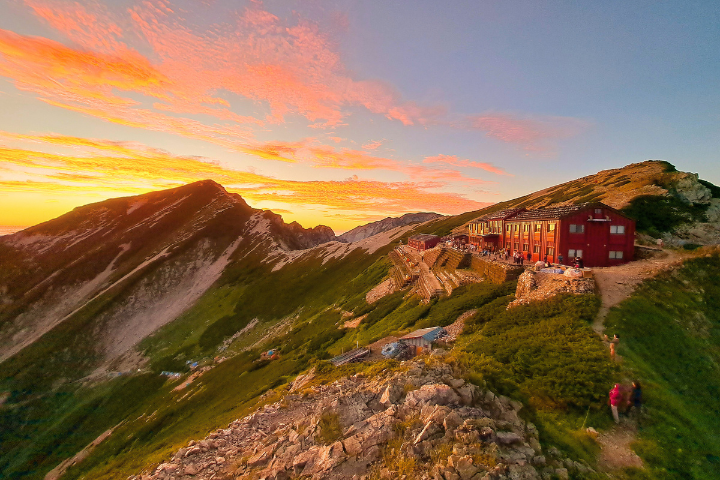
317 411 343 445
622 195 709 236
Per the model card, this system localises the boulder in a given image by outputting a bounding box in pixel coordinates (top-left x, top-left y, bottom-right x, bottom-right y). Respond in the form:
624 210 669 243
443 411 463 432
379 384 402 406
405 384 460 408
496 431 523 445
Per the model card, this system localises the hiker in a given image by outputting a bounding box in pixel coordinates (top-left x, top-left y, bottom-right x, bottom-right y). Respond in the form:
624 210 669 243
605 334 620 361
609 384 622 423
526 252 531 262
558 253 564 265
520 254 524 266
629 381 642 420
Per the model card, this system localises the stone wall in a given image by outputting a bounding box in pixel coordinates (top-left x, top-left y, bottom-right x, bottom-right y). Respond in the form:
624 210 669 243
469 256 525 284
508 270 595 308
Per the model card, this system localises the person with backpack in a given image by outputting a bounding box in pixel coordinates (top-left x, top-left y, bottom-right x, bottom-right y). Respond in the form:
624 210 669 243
629 381 642 421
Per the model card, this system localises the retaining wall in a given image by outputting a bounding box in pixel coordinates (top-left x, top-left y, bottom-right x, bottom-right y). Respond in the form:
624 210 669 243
469 256 525 284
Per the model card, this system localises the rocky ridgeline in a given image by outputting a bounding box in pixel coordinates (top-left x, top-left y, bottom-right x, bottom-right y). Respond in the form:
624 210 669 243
134 359 595 480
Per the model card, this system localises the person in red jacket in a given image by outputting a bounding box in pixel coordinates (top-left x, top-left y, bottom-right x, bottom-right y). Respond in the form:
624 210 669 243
609 384 622 424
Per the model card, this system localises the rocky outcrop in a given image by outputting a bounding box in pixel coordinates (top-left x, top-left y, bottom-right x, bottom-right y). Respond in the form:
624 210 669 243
338 213 442 243
672 172 713 205
133 359 594 480
509 271 595 308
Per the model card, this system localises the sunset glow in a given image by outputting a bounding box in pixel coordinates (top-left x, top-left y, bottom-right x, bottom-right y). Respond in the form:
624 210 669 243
1 1 717 232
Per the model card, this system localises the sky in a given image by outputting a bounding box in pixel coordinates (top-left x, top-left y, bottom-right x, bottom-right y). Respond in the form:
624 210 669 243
0 1 718 233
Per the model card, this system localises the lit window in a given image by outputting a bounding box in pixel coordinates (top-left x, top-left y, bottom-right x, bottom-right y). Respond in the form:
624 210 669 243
546 247 555 255
610 225 625 234
569 249 583 258
507 225 511 232
548 223 556 232
523 243 529 251
534 224 541 232
514 242 519 250
533 245 540 253
609 251 624 259
569 224 585 233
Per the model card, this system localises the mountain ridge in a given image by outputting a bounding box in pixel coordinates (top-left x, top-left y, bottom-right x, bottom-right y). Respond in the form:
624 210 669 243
2 160 720 480
337 212 444 243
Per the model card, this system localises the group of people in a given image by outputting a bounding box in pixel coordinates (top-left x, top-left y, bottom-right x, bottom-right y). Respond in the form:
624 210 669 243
609 381 642 424
511 250 529 265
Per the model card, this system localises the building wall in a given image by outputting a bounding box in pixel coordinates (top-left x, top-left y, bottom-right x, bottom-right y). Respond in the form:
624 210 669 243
503 218 559 263
409 237 440 251
558 208 635 267
469 205 636 267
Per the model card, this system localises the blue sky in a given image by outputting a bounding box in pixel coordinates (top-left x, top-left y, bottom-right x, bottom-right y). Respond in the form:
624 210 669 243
0 0 717 232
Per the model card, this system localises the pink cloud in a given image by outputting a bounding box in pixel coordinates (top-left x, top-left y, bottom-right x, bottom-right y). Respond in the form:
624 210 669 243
466 112 590 152
362 139 383 150
423 154 511 176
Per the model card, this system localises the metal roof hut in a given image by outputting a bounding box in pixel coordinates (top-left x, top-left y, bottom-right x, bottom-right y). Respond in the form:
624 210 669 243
399 327 445 355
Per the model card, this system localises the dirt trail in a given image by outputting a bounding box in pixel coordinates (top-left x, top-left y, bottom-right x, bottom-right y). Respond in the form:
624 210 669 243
590 247 693 473
596 423 644 471
592 248 692 334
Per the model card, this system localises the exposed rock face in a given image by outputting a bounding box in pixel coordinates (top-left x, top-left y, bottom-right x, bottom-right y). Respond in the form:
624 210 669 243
509 271 595 308
338 212 442 243
132 359 594 480
673 172 713 205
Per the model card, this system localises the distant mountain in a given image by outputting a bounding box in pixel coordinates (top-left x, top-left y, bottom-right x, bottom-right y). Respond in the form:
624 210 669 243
337 212 443 243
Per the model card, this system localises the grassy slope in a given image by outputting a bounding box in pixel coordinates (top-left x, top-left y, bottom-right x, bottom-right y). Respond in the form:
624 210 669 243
604 253 720 479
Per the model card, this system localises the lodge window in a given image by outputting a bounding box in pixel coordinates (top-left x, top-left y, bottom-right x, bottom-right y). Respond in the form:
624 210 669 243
595 208 602 214
546 247 554 255
534 224 541 232
609 251 624 259
569 224 585 233
523 243 529 251
533 245 540 253
569 249 583 258
547 223 556 232
610 225 625 234
507 225 511 232
523 224 529 232
514 242 519 250
514 225 519 231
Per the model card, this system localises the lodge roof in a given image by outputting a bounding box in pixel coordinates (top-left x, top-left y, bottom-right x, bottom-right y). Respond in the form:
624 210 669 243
470 208 526 224
408 234 440 242
400 326 445 342
511 203 589 220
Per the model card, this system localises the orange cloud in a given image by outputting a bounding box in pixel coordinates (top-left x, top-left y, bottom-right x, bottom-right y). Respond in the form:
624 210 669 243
423 154 511 176
466 113 590 152
0 132 488 228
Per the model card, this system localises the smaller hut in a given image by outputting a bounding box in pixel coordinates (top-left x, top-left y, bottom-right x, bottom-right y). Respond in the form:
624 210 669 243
408 234 440 251
399 327 445 355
